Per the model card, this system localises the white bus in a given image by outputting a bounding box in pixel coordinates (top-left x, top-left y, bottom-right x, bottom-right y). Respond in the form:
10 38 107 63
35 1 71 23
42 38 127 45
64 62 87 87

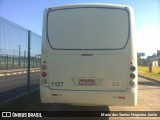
40 3 138 106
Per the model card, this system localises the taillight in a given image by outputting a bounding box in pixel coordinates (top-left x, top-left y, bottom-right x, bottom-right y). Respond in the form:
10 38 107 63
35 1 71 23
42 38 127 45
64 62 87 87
129 80 135 86
42 72 47 77
129 61 136 86
130 73 135 79
42 79 47 84
41 62 48 85
130 60 136 79
130 66 136 71
41 65 46 70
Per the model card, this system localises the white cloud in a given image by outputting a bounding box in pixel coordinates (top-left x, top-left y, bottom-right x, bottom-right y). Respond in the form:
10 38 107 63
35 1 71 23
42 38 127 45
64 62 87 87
136 25 160 57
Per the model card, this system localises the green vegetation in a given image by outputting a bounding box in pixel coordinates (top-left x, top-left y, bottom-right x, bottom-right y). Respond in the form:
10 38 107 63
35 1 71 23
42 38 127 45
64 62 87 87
0 90 47 111
138 66 160 81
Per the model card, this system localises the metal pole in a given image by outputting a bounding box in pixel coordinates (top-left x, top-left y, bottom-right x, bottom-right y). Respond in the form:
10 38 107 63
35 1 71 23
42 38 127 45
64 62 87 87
24 51 26 68
7 54 8 70
18 45 21 68
27 30 31 92
149 61 152 73
36 55 37 68
13 55 14 69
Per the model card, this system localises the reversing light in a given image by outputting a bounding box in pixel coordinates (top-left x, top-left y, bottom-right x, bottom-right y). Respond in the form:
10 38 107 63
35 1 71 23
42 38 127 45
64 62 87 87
42 72 47 77
130 73 135 79
129 80 135 86
130 66 136 71
42 79 47 84
41 65 46 70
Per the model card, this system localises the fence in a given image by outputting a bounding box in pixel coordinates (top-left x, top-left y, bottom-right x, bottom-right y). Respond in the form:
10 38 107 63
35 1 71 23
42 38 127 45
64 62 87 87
0 16 41 104
0 53 41 70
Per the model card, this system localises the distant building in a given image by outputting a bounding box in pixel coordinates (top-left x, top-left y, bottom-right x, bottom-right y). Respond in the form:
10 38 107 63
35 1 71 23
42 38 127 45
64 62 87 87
146 56 160 67
157 50 160 57
138 51 160 66
137 52 145 58
152 60 159 67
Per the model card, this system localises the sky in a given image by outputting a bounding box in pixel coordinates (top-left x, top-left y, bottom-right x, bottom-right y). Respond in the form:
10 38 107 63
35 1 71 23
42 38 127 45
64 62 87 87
0 0 160 57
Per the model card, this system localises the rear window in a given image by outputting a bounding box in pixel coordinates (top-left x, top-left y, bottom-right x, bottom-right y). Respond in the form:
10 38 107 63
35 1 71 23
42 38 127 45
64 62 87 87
47 7 129 50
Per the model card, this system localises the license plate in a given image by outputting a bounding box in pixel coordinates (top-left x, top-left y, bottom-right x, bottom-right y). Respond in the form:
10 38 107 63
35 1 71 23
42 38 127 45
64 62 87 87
79 79 95 86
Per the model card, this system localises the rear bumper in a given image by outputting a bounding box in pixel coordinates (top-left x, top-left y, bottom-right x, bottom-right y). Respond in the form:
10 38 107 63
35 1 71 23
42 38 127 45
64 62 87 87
40 86 137 106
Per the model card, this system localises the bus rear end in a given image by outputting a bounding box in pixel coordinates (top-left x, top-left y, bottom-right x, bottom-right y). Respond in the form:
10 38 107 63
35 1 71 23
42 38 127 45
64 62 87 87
40 3 137 106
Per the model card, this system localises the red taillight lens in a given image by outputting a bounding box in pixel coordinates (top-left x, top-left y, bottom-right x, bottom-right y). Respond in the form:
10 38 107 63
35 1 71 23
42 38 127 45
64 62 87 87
130 66 136 71
42 72 47 77
130 73 135 79
41 65 46 70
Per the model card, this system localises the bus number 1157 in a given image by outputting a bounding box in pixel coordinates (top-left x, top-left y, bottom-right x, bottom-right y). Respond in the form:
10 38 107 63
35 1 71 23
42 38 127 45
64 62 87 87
51 82 64 87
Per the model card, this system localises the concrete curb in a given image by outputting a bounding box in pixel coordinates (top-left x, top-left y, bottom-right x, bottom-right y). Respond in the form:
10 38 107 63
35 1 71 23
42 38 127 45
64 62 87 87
138 75 160 84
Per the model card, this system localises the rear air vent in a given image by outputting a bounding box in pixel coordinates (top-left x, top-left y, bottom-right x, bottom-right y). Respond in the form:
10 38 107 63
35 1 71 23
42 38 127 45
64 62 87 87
81 54 93 56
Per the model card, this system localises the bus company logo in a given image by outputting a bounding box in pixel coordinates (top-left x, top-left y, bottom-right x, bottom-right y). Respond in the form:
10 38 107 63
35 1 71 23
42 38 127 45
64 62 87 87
79 79 95 86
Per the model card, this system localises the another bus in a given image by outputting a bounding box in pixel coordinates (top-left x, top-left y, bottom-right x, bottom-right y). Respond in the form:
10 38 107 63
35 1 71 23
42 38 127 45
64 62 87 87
40 3 138 106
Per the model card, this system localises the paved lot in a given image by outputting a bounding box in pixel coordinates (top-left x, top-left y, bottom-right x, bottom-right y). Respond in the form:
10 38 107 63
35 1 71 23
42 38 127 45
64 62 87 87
0 71 39 103
41 77 160 120
0 71 39 92
109 77 160 120
110 77 160 111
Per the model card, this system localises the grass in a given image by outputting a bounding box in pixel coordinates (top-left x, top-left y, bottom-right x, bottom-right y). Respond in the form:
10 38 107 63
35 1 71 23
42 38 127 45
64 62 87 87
0 89 47 111
138 66 160 81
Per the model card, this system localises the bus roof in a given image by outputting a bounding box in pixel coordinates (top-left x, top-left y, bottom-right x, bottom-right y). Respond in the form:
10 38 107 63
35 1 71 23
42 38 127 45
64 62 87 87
47 3 131 11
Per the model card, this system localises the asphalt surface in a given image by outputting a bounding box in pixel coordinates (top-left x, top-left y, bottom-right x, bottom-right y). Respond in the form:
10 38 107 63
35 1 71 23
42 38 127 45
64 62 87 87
38 77 160 120
0 71 40 104
0 84 39 104
0 75 159 120
109 77 160 120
